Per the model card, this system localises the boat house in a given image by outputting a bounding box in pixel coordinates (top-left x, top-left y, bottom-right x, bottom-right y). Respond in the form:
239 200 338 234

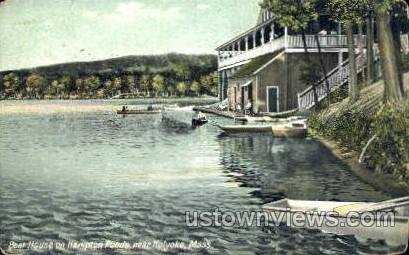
216 7 355 113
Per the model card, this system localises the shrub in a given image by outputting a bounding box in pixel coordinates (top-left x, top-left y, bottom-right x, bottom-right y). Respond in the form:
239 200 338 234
365 102 409 181
310 100 409 183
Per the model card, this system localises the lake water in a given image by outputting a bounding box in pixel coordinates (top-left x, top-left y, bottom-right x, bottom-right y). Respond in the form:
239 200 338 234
0 100 399 254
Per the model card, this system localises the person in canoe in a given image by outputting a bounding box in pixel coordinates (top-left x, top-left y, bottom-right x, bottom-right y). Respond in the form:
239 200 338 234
197 111 207 121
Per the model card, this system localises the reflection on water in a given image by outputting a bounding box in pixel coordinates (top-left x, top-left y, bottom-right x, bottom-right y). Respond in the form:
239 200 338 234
218 134 389 203
0 101 398 254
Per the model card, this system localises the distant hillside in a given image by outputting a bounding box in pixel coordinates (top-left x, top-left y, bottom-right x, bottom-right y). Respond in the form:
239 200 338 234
0 53 218 99
0 53 217 79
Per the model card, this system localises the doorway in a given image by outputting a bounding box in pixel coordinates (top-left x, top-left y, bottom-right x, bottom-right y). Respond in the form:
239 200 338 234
267 86 279 113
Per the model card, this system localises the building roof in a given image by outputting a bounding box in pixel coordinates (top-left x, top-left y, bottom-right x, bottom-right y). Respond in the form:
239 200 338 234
231 51 283 78
215 18 273 51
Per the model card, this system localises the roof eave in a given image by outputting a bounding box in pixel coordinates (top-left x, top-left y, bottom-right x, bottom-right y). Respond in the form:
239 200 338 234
215 18 275 51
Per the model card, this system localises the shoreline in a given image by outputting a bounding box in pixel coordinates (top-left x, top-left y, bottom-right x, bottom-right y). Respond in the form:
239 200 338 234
0 98 218 115
311 131 408 197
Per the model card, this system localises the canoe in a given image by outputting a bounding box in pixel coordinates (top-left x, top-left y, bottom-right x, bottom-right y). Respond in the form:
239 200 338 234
263 199 409 252
117 110 161 115
218 125 307 137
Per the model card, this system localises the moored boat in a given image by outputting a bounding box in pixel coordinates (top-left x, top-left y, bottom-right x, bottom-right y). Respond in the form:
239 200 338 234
218 125 273 133
116 109 161 115
263 198 409 252
218 124 307 137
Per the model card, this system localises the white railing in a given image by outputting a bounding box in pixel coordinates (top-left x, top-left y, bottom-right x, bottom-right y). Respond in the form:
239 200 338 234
219 37 286 68
297 53 370 110
219 35 361 69
297 34 409 110
287 35 349 48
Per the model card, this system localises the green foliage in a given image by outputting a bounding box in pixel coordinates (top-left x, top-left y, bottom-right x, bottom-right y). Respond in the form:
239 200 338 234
126 75 136 93
261 0 318 31
299 59 323 86
199 72 218 96
152 75 165 95
47 80 66 97
327 0 370 25
365 102 409 181
26 74 47 99
310 100 409 183
309 108 373 150
190 81 200 95
176 82 187 96
141 75 152 93
2 73 21 98
0 54 217 99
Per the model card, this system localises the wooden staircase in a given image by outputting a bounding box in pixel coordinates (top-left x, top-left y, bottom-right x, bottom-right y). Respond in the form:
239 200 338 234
297 53 369 110
297 34 409 110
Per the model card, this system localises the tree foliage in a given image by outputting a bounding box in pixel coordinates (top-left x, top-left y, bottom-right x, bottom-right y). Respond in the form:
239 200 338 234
261 0 318 31
1 54 217 99
26 74 46 99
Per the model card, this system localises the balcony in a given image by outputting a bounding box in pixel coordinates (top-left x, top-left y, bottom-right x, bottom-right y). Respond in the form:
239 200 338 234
218 34 359 69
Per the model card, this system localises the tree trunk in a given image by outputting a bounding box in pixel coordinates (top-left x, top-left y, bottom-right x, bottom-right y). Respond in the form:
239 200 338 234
391 8 404 92
375 7 404 103
346 22 359 102
358 23 365 85
366 16 376 85
301 30 318 107
314 35 331 106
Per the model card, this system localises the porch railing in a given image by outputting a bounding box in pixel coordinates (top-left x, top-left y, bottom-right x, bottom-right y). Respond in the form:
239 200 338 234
219 35 357 69
297 34 409 110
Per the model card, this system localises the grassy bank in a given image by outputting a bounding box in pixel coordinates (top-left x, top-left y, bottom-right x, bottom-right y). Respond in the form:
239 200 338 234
308 73 409 194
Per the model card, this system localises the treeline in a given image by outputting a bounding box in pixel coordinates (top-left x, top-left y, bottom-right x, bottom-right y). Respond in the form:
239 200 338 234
0 54 218 99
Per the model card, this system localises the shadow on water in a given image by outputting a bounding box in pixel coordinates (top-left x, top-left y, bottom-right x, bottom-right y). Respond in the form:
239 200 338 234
160 115 193 134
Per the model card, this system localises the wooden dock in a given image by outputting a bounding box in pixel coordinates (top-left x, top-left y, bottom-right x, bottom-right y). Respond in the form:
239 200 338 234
192 106 244 119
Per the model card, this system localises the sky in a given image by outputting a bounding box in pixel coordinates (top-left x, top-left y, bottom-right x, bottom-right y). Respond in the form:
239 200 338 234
0 0 261 71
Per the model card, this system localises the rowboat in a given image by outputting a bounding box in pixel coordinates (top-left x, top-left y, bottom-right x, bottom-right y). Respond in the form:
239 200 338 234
192 117 208 127
263 198 409 252
218 124 307 137
116 109 161 115
219 125 272 133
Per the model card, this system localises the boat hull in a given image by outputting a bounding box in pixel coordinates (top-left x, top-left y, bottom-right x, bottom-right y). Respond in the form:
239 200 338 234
219 125 307 137
192 118 208 127
263 199 409 252
117 110 161 115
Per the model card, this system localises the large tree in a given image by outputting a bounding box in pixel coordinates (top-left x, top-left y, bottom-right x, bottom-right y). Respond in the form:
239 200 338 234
176 82 187 96
26 74 47 99
375 0 406 103
327 0 369 102
2 72 21 98
152 74 165 97
141 75 152 96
